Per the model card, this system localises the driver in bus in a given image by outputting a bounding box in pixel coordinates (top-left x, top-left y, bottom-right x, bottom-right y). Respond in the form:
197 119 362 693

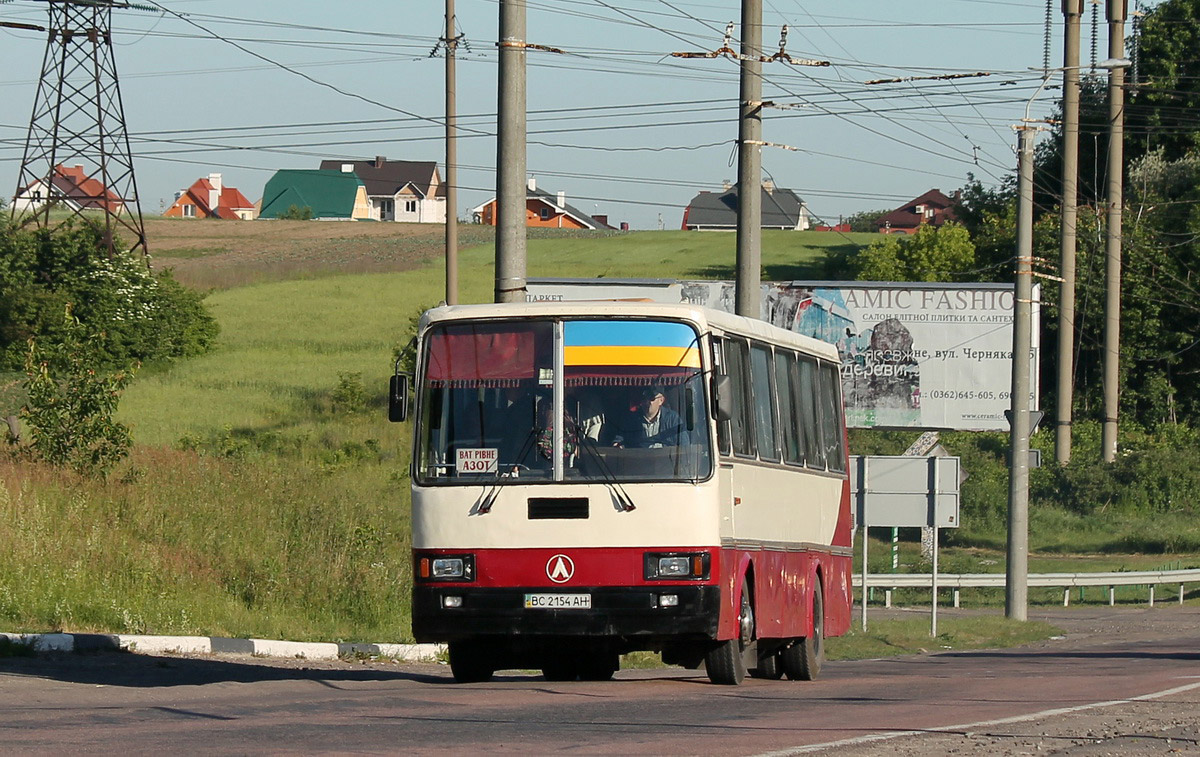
611 385 688 449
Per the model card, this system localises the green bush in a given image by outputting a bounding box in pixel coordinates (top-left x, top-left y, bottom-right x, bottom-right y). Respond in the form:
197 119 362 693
0 221 218 371
20 309 135 477
279 205 313 221
331 372 369 414
1033 444 1200 516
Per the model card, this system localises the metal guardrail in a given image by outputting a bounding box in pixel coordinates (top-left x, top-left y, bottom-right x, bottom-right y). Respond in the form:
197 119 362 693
853 568 1200 606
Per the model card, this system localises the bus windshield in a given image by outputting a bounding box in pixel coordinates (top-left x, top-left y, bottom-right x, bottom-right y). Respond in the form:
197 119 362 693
416 318 713 484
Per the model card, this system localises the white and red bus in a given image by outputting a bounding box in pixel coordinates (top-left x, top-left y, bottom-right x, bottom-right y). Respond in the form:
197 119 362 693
390 301 853 685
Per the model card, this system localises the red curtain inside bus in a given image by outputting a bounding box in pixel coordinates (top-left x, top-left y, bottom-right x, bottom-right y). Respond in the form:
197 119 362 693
425 324 542 387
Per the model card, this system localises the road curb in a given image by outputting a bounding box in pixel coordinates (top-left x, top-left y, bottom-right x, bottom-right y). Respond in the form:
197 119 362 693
2 632 444 663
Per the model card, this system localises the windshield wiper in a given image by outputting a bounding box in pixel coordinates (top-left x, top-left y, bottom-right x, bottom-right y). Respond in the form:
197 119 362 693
475 428 538 515
577 434 636 512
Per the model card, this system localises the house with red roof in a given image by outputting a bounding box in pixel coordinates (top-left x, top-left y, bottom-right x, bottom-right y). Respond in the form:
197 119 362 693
13 164 124 214
164 173 255 220
875 189 958 234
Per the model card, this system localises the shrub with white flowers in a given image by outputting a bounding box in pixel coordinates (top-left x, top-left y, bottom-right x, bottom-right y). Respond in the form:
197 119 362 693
0 221 218 371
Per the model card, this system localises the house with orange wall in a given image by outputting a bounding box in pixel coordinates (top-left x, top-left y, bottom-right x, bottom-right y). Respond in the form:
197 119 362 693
164 173 256 219
470 177 617 230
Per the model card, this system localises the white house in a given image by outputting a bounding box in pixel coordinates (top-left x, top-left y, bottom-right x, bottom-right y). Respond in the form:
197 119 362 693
317 156 446 223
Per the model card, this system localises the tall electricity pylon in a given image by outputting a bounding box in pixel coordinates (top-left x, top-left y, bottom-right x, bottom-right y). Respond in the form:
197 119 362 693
12 0 148 258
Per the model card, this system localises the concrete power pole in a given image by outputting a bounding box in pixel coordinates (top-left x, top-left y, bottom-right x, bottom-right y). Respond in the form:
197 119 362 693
495 0 527 304
735 0 763 319
1101 0 1126 462
444 0 459 305
1055 0 1083 465
1007 125 1036 622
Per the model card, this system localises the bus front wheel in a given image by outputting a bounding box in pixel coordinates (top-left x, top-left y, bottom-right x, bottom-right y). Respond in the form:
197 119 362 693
782 580 824 681
705 583 753 685
449 641 495 683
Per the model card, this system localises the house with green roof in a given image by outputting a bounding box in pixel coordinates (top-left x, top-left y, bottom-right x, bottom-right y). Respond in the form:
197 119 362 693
258 169 371 220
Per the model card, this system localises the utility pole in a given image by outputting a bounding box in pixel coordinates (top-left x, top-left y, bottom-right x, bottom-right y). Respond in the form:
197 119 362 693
495 0 527 304
735 0 762 319
1055 0 1083 465
1101 0 1126 462
443 0 459 305
1007 124 1036 622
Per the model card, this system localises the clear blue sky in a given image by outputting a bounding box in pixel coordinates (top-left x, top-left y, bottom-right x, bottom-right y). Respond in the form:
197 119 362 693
0 0 1095 230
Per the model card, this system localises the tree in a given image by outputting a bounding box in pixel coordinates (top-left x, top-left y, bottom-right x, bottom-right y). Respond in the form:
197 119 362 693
958 152 1200 429
843 208 892 233
0 221 218 371
853 223 976 282
1033 0 1200 206
1033 77 1110 211
1128 0 1200 162
20 307 134 477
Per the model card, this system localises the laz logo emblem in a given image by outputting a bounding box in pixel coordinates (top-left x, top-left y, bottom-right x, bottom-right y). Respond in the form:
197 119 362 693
546 554 575 583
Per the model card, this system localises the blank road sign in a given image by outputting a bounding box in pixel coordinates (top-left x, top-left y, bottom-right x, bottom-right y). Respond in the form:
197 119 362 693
850 455 961 528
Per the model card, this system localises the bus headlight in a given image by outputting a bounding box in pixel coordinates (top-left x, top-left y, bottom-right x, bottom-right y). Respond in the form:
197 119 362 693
644 551 710 580
418 554 476 582
433 558 467 578
658 557 691 577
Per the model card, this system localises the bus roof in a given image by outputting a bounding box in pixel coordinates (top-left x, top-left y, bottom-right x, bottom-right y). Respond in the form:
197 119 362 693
419 300 841 362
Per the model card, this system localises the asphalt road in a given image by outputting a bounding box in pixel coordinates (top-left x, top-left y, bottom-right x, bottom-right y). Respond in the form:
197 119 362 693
3 606 1198 755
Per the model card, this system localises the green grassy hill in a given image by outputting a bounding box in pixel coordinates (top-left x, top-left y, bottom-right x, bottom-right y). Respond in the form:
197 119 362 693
3 225 1196 645
121 228 873 446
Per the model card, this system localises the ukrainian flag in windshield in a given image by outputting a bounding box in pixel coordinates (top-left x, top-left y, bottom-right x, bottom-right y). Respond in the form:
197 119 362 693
564 321 700 368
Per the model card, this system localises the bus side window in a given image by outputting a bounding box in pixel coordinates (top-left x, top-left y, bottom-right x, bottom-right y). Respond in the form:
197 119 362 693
713 338 731 456
797 355 825 469
725 338 755 457
820 362 847 472
750 343 780 463
775 350 804 466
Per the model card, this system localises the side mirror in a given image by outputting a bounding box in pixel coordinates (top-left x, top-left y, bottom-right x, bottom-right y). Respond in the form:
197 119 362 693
389 374 410 422
713 374 733 423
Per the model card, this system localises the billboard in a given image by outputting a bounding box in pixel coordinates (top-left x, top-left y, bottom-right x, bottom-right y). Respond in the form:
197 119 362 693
526 278 1039 432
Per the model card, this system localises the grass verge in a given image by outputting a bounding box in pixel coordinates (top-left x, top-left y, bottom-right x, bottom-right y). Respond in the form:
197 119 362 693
826 615 1061 661
0 447 412 643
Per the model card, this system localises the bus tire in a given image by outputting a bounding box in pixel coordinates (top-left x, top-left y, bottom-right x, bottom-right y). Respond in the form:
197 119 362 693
705 582 753 685
449 641 495 683
750 649 783 680
782 580 824 681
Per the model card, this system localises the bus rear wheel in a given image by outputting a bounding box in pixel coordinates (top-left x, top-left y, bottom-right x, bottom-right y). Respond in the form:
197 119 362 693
705 583 753 685
449 641 495 683
782 580 824 681
750 648 784 680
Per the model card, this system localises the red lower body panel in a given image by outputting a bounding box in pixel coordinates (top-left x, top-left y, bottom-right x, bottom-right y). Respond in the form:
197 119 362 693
415 545 852 644
717 547 852 641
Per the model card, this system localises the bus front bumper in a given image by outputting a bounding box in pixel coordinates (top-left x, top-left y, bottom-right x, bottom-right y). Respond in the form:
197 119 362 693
412 585 720 642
